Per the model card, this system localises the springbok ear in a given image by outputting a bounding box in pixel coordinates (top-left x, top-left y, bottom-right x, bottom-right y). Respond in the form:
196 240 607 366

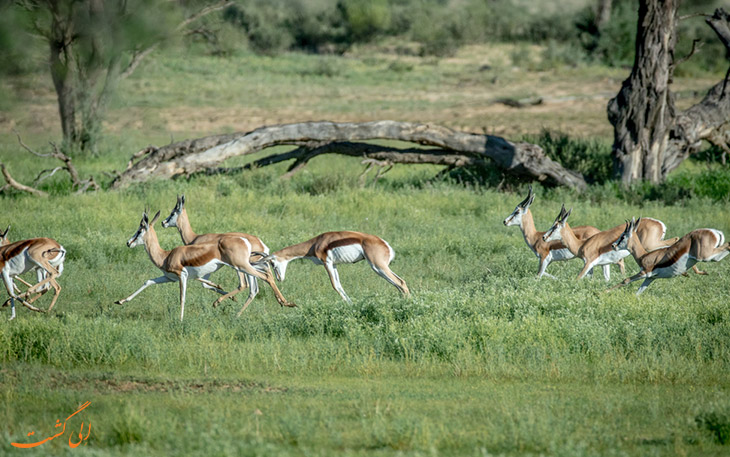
149 210 161 226
1 225 10 237
563 207 572 221
527 192 536 207
180 194 186 206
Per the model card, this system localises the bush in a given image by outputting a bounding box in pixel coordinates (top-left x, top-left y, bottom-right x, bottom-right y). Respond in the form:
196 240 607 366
527 131 613 184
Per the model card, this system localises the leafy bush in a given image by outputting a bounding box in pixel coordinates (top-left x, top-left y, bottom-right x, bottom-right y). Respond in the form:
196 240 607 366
696 410 730 445
526 130 613 184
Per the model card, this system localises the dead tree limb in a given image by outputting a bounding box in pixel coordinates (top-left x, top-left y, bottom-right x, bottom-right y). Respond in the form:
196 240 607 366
111 121 587 190
0 164 49 197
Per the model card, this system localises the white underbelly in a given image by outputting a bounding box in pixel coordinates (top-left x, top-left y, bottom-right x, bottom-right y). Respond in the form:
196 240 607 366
652 253 695 278
595 249 629 266
183 260 225 279
3 252 33 276
328 244 365 264
549 248 574 262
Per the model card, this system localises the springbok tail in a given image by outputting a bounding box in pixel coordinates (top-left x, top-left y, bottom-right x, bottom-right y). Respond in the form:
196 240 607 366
42 248 65 259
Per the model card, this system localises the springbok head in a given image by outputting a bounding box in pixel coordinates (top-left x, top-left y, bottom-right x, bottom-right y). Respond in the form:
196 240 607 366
162 194 186 229
612 217 640 251
127 210 161 248
503 185 535 227
542 204 571 242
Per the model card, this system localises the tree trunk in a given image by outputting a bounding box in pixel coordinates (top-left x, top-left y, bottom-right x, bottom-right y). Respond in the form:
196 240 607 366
48 2 77 151
110 120 588 190
607 0 678 184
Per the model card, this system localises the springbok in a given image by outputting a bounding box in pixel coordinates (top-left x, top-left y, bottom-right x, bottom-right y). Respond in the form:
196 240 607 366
264 231 409 304
542 205 681 280
608 217 730 294
161 195 295 308
115 210 287 321
0 229 65 320
503 186 624 279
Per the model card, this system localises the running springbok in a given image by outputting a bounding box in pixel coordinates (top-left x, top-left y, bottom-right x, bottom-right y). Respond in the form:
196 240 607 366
263 231 410 303
161 195 295 308
542 205 681 280
115 210 287 321
503 186 624 279
608 218 729 294
0 230 65 320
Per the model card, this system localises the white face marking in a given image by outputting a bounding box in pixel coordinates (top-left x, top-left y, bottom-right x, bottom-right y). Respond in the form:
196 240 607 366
503 207 524 227
271 257 288 281
127 227 146 248
162 210 179 228
543 224 562 242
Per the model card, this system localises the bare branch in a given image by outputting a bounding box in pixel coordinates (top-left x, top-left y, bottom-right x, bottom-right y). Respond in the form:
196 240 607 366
120 1 233 80
672 39 703 69
13 129 52 157
679 12 711 21
0 163 49 197
33 166 65 184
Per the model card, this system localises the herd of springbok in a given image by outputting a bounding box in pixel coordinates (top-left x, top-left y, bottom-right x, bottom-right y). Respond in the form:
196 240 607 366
2 189 728 321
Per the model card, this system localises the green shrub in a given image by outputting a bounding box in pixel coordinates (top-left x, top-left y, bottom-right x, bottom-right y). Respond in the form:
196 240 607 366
527 130 613 184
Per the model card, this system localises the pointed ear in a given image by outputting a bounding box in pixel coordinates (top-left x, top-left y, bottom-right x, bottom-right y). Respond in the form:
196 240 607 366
1 225 9 238
150 210 161 226
181 194 186 206
562 207 572 221
527 192 536 207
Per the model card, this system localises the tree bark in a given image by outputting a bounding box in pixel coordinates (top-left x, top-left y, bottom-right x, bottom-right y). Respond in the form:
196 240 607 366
608 3 730 184
608 0 678 184
110 121 587 190
48 1 77 150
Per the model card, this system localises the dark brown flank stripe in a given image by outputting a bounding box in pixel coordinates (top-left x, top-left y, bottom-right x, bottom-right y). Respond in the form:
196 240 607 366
326 238 362 251
597 242 616 256
1 239 37 261
654 243 690 270
181 251 217 267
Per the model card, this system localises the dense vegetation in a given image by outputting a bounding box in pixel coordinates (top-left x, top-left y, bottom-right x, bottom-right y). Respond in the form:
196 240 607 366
1 1 730 455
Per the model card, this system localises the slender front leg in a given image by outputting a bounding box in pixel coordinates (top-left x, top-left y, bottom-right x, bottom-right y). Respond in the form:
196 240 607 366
635 278 655 295
601 264 611 282
115 275 174 305
691 265 708 275
179 270 188 322
537 256 556 279
325 261 352 304
606 272 647 293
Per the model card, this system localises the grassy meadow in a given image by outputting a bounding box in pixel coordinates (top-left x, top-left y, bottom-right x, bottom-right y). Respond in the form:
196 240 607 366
1 41 730 456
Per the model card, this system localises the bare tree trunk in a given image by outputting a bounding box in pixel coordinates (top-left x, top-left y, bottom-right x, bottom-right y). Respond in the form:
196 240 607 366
608 0 678 184
110 121 588 190
48 1 77 151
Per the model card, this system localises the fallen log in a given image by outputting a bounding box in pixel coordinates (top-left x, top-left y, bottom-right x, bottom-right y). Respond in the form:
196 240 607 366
110 120 587 190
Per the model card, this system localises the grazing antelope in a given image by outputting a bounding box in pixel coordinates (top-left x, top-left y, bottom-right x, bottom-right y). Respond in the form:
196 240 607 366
115 210 286 321
542 205 680 280
161 195 295 308
264 231 410 304
608 218 730 294
503 186 625 279
0 230 65 320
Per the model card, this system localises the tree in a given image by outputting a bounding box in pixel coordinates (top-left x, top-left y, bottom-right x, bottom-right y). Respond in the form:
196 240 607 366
608 1 730 184
8 0 230 155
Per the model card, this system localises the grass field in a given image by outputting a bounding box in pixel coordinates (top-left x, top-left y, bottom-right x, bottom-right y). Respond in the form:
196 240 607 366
1 43 730 456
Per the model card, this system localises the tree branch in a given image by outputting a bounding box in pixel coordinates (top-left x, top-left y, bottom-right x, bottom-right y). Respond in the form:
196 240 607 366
119 0 233 80
0 164 49 197
112 121 587 190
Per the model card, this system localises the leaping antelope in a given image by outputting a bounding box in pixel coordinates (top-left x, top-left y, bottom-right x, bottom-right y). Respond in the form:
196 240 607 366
115 210 285 321
608 218 730 294
161 195 295 308
503 186 625 279
542 205 681 280
0 230 65 320
264 231 410 304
